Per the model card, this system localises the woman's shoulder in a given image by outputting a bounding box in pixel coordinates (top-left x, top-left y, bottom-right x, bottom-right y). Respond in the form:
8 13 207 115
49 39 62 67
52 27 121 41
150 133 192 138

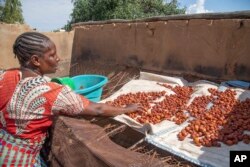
1 68 20 74
1 68 20 72
18 75 63 89
0 68 20 80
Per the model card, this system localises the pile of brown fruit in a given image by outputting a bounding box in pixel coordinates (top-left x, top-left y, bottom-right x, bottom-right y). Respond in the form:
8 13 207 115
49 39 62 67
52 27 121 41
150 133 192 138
106 84 250 147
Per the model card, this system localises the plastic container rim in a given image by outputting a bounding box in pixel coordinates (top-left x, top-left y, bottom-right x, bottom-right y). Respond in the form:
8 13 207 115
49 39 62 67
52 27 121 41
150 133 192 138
72 74 108 94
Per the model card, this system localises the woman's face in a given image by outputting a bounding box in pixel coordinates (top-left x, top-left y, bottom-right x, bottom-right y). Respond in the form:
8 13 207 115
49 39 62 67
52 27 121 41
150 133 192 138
38 42 60 74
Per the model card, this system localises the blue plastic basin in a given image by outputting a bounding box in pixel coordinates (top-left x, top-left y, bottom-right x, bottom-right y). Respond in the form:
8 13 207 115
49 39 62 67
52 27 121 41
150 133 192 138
71 75 108 102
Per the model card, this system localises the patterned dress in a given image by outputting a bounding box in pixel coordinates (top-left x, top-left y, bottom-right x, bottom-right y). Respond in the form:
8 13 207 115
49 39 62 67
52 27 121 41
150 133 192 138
0 69 90 166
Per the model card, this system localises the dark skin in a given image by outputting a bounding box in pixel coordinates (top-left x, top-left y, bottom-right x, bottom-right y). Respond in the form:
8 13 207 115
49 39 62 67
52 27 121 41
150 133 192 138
21 41 145 116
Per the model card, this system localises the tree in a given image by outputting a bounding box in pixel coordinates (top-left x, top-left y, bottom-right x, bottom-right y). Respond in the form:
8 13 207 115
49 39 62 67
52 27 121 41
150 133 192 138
141 0 185 16
64 0 185 30
0 0 24 24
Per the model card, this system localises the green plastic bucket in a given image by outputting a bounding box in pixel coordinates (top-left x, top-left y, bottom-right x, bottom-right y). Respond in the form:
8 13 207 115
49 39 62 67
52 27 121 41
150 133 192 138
51 77 76 90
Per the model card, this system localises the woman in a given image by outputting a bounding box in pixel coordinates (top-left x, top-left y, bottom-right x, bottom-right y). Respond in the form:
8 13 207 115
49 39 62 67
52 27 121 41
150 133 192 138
0 32 143 166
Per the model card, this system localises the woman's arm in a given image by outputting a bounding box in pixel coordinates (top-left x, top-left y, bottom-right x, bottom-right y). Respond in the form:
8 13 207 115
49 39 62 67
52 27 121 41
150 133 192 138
82 102 144 117
48 84 144 117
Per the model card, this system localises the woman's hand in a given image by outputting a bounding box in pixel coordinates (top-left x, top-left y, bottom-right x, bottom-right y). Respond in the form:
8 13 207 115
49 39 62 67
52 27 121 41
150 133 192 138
124 104 146 114
83 102 146 117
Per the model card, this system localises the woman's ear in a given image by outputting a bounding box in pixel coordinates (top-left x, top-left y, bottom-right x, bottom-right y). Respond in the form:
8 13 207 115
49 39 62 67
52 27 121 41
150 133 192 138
30 55 41 67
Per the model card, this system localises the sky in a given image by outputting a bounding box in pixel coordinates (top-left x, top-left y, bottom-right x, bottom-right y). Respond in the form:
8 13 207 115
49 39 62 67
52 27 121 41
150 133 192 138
178 0 250 14
21 0 73 32
20 0 250 32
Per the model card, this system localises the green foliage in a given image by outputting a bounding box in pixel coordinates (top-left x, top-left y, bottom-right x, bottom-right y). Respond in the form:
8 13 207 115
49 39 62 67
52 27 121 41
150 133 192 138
0 6 3 17
64 0 185 31
0 1 4 19
0 0 24 24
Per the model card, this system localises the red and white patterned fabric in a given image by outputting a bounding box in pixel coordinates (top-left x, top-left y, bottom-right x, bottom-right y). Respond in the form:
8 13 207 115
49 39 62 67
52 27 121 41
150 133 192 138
0 69 90 166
